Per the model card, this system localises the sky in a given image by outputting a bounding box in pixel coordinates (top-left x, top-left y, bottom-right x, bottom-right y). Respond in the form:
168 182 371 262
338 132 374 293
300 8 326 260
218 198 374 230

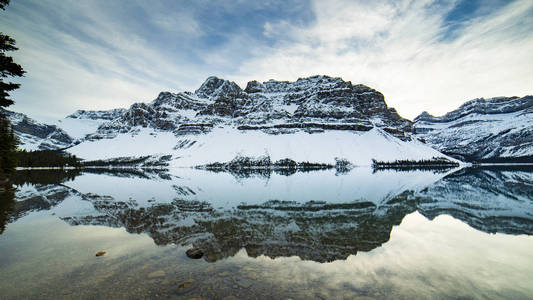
1 0 532 121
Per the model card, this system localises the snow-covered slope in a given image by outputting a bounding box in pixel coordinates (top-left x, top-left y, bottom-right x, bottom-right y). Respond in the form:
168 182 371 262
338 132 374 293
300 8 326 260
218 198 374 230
1 108 127 150
414 96 533 162
6 77 531 165
63 75 451 166
54 109 125 140
1 109 73 150
68 127 448 167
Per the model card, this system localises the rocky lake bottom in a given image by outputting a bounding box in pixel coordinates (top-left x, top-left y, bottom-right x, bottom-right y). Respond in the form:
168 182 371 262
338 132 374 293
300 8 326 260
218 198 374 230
0 166 532 299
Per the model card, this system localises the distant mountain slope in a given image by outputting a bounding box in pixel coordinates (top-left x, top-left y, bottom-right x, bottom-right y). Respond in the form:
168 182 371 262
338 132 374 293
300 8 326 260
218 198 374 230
414 96 533 162
1 108 127 151
1 109 73 150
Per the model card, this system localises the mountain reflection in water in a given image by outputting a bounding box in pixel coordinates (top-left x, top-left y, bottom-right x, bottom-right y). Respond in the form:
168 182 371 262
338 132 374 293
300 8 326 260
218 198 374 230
2 166 533 263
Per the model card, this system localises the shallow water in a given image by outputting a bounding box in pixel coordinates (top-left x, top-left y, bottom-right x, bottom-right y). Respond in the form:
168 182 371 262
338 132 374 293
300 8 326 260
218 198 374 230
0 166 532 299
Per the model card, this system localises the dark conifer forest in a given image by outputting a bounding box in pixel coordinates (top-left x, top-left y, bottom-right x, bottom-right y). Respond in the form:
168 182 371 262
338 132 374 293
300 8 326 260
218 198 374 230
0 0 25 179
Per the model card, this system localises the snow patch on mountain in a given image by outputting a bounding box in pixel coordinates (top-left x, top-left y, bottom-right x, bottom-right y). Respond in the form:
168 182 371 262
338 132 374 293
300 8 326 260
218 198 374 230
68 128 177 160
54 118 106 140
54 109 127 140
67 126 450 167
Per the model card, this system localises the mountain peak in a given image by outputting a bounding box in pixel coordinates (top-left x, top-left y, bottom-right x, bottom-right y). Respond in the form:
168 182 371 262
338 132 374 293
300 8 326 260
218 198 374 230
414 111 435 122
195 76 243 98
244 80 265 93
295 74 341 83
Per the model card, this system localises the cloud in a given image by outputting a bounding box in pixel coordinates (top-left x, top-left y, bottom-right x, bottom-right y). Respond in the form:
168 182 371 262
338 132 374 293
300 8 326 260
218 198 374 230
1 0 315 119
234 0 533 119
1 0 531 121
2 0 208 119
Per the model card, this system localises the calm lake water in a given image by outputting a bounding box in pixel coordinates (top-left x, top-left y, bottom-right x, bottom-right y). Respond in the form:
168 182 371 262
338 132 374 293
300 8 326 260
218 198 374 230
0 166 532 299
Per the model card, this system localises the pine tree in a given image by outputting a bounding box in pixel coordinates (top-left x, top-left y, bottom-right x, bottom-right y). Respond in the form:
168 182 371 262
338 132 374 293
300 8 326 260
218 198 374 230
0 0 9 11
0 0 24 176
0 117 17 173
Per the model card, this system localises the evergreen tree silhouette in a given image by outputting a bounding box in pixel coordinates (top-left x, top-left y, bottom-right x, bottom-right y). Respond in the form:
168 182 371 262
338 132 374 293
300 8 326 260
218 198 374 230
0 0 25 176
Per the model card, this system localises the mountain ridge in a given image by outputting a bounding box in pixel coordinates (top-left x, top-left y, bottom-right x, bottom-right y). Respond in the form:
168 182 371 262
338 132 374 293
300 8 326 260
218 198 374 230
85 75 412 140
414 95 533 162
1 109 73 150
6 75 531 165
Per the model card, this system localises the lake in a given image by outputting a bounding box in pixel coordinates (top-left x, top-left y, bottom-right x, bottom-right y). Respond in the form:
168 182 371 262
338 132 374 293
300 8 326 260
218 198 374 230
0 166 532 299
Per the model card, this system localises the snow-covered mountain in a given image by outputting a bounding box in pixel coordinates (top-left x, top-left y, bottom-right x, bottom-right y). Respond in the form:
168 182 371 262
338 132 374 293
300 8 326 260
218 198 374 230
6 75 470 166
90 75 412 137
1 109 73 150
62 75 448 166
7 77 531 165
414 96 533 162
2 108 125 150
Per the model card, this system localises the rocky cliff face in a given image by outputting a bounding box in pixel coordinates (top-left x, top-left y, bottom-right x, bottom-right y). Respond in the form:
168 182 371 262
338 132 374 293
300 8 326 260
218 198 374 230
414 96 533 162
89 75 412 140
66 108 127 121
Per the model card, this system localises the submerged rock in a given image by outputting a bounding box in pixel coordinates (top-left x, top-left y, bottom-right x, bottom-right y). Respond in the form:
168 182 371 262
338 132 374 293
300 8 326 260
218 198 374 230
175 279 196 295
236 278 254 289
148 270 166 278
186 247 204 259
